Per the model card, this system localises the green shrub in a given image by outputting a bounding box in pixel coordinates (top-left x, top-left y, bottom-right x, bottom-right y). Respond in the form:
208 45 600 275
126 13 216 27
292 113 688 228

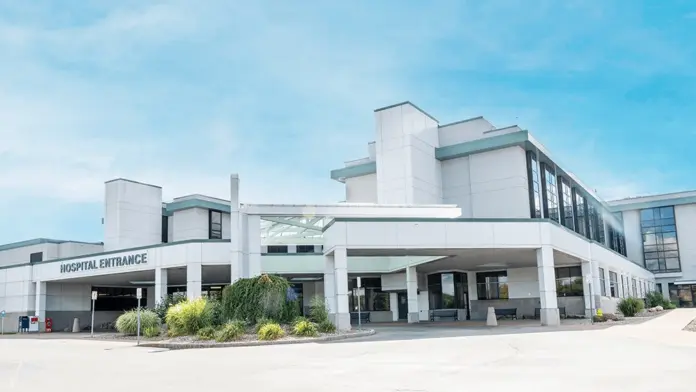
309 296 329 323
317 319 336 333
280 298 302 323
205 299 224 327
617 297 645 317
221 274 292 323
293 320 318 337
292 316 310 327
154 294 186 321
215 320 247 342
165 298 212 336
143 325 161 338
666 301 677 309
258 322 285 341
197 326 217 340
645 291 667 308
255 317 274 333
115 309 161 336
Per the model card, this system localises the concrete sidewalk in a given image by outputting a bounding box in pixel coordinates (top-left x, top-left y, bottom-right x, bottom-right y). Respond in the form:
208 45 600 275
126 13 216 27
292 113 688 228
602 309 696 348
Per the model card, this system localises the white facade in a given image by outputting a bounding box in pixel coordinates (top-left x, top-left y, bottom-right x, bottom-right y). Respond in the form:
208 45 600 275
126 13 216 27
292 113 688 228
0 101 662 332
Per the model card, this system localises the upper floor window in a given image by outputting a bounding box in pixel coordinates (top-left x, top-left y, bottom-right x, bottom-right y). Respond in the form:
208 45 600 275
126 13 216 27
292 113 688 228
541 164 559 222
573 190 587 238
559 177 575 231
29 252 43 263
588 205 606 245
296 245 316 253
526 152 542 218
608 225 627 257
162 216 169 243
267 245 288 254
640 206 680 273
209 210 223 239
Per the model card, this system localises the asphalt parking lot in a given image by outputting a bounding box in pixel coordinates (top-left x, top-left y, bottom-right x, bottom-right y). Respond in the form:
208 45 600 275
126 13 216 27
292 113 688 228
2 310 696 392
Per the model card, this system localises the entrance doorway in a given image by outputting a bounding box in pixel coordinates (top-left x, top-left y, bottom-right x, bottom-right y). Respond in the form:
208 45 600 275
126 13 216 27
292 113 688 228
397 292 408 320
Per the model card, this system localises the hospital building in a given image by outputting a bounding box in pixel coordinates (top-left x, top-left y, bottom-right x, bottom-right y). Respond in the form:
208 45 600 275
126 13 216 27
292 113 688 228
1 101 692 332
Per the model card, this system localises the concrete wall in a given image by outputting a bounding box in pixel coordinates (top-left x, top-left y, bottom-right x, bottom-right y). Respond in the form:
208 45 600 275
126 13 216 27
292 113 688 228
171 208 209 242
441 157 473 217
675 204 696 282
104 179 162 251
437 117 496 146
375 103 442 204
0 242 103 268
621 210 644 267
468 147 530 218
345 174 378 203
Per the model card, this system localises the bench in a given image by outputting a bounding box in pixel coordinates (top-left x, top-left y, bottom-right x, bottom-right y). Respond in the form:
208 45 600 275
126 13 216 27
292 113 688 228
534 307 566 319
350 312 370 323
494 308 518 320
430 309 458 321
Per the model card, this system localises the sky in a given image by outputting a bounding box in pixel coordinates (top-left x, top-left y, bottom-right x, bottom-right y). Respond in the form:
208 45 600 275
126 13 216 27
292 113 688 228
2 0 696 244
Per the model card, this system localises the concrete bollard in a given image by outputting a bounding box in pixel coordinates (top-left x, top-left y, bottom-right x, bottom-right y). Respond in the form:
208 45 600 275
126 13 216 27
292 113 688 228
486 307 498 327
72 318 80 333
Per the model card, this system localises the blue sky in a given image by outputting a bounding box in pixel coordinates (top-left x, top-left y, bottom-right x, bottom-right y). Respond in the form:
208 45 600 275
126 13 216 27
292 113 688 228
2 0 696 244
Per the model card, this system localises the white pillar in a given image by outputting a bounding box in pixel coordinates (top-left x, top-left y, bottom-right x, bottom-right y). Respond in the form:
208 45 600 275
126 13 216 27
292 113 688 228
230 174 244 283
187 263 202 300
154 267 168 305
35 281 46 322
247 214 262 277
333 247 351 330
581 261 600 318
536 246 560 326
406 266 419 323
389 292 398 321
467 271 478 300
323 254 336 320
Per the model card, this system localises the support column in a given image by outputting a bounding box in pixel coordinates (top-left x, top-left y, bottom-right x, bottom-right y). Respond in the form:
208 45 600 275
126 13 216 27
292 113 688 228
230 174 244 283
323 253 336 322
406 266 419 323
389 292 398 321
581 261 601 318
187 263 202 300
35 281 46 323
154 267 168 305
536 246 560 326
467 271 478 301
247 214 262 278
334 247 351 331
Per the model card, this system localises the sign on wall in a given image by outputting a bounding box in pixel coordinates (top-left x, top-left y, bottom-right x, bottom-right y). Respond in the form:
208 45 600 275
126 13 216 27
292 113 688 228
60 252 148 274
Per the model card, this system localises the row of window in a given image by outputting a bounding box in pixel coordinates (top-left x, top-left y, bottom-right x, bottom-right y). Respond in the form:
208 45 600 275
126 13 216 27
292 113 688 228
640 206 681 273
526 152 626 256
597 267 652 299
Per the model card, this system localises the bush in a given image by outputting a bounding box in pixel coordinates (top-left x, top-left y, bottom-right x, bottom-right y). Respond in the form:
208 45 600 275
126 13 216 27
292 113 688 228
154 294 186 322
317 319 336 333
617 297 645 317
205 298 224 327
665 301 677 309
215 320 247 342
293 320 318 337
197 326 217 340
258 322 285 341
292 316 310 326
645 291 667 308
221 274 292 323
143 325 161 338
165 298 213 336
254 317 274 333
309 296 329 323
115 309 161 336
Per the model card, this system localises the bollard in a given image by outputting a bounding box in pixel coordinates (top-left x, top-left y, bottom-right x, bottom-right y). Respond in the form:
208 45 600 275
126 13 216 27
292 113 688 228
72 318 80 333
486 307 498 327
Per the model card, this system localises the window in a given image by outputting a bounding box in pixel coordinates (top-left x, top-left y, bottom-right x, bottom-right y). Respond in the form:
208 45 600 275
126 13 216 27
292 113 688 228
608 225 627 256
92 286 146 311
266 245 288 254
541 164 559 222
573 190 587 238
588 205 606 244
656 283 663 295
161 216 169 243
609 271 618 298
555 266 583 297
526 152 542 218
348 277 389 311
209 210 223 239
640 206 680 273
632 278 637 297
476 271 508 300
29 252 43 263
428 272 468 309
296 245 316 253
559 177 575 230
598 267 607 296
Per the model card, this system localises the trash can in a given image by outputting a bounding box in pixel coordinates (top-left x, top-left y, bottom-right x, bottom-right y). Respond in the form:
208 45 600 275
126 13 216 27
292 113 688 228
45 317 53 333
18 316 29 333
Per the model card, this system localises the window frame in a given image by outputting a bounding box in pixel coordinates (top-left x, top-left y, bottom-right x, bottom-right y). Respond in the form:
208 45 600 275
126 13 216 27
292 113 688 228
598 267 607 296
526 151 543 218
609 271 619 298
555 266 583 297
640 206 681 273
208 209 223 240
476 271 509 300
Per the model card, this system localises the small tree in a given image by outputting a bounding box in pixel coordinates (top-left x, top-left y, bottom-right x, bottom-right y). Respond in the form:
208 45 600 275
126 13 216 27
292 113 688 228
617 297 644 317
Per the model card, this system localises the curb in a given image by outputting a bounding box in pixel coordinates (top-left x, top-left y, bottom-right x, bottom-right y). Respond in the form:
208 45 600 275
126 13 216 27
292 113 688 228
138 329 376 350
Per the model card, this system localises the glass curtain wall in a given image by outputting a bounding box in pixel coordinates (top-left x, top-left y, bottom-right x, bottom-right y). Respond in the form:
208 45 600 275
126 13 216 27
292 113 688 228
428 273 468 309
640 206 681 273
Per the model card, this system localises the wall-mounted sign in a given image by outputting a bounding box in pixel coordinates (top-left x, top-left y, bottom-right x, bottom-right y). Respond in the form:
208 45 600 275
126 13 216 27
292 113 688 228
60 252 148 274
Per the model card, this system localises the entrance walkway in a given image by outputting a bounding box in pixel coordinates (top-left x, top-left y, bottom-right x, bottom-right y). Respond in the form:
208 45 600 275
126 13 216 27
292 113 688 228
600 309 696 348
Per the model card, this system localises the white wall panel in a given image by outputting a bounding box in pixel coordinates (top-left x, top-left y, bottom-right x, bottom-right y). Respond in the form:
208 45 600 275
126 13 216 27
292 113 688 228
345 174 378 203
675 204 696 281
621 210 644 267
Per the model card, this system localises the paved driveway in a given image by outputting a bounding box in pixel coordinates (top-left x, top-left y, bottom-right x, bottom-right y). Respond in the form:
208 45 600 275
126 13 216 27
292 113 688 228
1 310 695 392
